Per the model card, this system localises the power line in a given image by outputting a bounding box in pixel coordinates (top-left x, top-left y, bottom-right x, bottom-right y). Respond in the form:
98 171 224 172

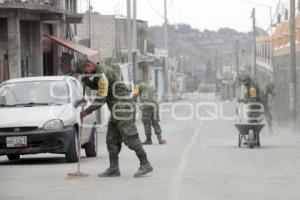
168 0 175 11
239 0 270 8
239 0 282 33
271 0 282 24
265 0 282 32
145 0 164 18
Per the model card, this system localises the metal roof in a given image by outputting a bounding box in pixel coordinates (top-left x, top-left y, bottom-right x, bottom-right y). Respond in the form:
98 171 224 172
44 35 100 64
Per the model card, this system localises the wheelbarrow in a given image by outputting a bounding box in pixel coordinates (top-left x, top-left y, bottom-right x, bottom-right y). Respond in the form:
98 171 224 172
234 123 265 148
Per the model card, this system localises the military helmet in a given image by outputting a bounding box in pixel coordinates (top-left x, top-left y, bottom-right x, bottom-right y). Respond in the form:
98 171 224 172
239 73 251 82
264 81 275 95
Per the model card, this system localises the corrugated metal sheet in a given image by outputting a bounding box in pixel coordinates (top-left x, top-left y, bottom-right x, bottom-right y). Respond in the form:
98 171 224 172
44 34 100 64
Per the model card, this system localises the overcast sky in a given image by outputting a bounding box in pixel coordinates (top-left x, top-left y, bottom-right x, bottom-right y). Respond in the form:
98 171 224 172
78 0 288 33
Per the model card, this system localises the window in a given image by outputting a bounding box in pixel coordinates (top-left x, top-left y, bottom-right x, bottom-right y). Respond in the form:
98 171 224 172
0 81 70 105
71 80 82 101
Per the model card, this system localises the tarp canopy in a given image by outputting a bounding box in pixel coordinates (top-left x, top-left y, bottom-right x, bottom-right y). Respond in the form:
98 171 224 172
44 35 100 64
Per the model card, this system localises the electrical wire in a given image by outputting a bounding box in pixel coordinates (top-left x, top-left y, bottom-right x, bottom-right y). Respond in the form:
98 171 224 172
168 0 175 11
144 0 164 18
239 0 282 33
239 0 271 8
265 0 282 33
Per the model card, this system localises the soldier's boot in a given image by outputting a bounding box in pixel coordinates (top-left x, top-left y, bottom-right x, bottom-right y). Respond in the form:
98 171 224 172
98 156 120 177
134 162 154 178
98 167 120 177
134 154 153 178
153 121 165 144
157 134 167 145
142 136 152 145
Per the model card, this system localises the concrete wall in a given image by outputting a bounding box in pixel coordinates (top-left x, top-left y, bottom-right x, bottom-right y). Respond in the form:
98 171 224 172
115 18 128 53
272 54 300 129
19 20 43 77
77 14 148 64
0 19 7 55
0 18 8 83
0 1 80 79
256 65 273 86
77 14 117 61
31 22 43 76
7 13 21 79
20 21 30 57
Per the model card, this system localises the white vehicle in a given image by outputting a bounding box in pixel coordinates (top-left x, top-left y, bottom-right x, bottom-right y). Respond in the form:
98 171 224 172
0 76 98 163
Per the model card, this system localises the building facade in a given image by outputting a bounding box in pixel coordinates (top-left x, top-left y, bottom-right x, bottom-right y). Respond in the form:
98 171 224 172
0 0 81 83
77 13 156 82
77 13 149 62
256 9 300 128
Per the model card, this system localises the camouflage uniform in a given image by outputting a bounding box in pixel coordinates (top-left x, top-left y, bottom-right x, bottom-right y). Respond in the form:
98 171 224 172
242 79 263 123
260 82 275 133
83 65 152 176
137 83 163 143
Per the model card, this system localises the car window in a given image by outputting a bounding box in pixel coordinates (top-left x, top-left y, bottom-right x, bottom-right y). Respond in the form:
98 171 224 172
0 81 70 106
72 78 92 102
71 80 82 101
0 86 17 105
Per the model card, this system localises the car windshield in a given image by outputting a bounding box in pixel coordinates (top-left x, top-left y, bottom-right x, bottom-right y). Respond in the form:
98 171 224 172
0 81 70 106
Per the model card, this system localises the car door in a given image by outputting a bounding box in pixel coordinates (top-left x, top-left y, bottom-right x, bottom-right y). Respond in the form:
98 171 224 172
70 79 95 144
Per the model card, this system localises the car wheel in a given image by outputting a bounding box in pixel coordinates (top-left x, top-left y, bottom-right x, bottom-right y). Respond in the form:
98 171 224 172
85 126 98 157
7 154 20 161
65 128 79 163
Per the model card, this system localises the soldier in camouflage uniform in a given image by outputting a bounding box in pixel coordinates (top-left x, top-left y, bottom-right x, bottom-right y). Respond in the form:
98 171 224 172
80 60 153 177
260 81 275 133
238 74 263 123
134 83 167 145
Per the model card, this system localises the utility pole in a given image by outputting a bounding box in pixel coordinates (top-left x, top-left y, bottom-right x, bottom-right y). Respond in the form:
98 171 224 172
88 0 91 48
235 41 240 98
127 0 133 65
164 0 171 100
235 40 240 76
214 49 218 76
181 54 184 73
132 0 138 82
289 0 297 133
269 6 273 68
239 1 273 70
252 8 257 79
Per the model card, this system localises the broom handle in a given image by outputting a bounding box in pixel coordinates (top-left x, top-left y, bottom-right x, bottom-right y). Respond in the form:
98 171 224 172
77 85 86 172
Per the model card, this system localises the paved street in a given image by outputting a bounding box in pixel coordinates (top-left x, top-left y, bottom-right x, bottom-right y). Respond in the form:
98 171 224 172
1 94 300 200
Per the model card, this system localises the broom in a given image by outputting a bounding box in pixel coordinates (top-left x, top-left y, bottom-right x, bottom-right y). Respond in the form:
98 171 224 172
66 86 89 178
